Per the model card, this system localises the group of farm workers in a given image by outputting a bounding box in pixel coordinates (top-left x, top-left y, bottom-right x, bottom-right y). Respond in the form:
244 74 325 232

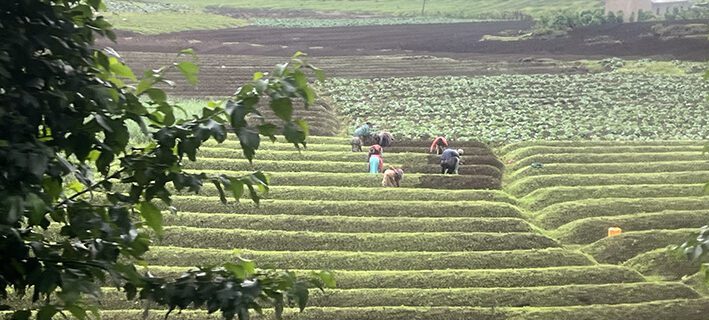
351 122 464 187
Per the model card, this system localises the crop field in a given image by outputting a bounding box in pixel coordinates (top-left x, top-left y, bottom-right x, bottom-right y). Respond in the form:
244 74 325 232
89 135 709 319
140 0 599 19
326 73 709 142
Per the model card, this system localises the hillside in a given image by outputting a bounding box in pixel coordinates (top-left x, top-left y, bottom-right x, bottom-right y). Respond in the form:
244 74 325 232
71 136 709 319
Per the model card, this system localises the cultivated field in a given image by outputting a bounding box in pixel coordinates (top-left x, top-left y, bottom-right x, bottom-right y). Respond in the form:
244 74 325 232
327 73 709 142
86 136 709 319
92 3 709 317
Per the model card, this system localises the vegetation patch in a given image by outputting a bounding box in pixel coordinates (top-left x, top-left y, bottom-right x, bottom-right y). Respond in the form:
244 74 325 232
326 74 709 142
145 247 593 270
103 11 246 34
624 248 703 281
520 184 705 211
555 210 709 245
508 161 709 181
505 171 709 197
503 145 704 162
95 298 709 320
583 229 697 264
145 265 645 289
169 197 524 218
536 197 709 229
94 283 697 309
158 226 558 252
163 212 534 233
509 151 709 171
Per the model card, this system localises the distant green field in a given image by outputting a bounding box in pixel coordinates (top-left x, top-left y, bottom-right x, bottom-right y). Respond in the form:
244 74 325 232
145 0 602 18
104 11 246 34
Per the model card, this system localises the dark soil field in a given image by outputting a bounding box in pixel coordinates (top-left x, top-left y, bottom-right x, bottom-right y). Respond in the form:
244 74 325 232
108 20 709 60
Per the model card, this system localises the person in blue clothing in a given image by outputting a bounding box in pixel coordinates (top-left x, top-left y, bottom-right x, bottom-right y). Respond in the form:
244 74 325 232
368 144 384 174
353 122 373 145
440 148 464 174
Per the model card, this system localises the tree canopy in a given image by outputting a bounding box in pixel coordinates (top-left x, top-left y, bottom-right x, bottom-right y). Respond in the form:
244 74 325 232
0 0 332 319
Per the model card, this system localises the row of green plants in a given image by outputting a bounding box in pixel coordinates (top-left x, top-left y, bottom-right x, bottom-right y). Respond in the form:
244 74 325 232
158 226 557 252
79 283 697 309
169 197 524 218
91 300 709 320
163 212 534 233
145 265 645 289
145 246 592 270
325 73 709 142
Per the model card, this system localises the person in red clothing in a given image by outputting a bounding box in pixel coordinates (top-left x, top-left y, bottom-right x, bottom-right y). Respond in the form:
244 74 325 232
367 144 384 173
430 136 448 155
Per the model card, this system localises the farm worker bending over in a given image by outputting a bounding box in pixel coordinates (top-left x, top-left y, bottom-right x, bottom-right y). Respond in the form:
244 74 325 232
382 167 404 187
430 136 448 155
375 131 394 148
440 148 464 174
368 144 384 174
351 136 363 152
354 122 373 144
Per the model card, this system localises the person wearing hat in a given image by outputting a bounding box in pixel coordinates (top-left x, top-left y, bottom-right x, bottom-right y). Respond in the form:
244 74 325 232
440 148 464 174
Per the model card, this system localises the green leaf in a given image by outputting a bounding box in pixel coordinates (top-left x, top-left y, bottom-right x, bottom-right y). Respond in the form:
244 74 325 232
145 88 167 102
43 177 62 201
139 201 163 235
258 124 278 142
704 182 709 195
316 270 337 288
11 310 31 320
270 98 293 121
26 193 48 226
37 305 58 320
227 178 244 201
176 61 199 86
109 57 136 81
136 76 155 95
237 127 260 162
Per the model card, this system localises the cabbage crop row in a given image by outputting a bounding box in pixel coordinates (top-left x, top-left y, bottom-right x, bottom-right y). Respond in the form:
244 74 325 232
324 73 709 142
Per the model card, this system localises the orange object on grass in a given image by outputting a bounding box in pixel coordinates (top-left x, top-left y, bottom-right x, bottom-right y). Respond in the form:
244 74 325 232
608 227 622 237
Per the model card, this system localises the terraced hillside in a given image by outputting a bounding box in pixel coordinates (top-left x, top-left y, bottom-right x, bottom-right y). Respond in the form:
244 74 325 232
96 137 709 319
500 140 709 282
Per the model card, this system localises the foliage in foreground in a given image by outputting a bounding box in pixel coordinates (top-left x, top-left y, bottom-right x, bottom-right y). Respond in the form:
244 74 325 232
0 0 332 319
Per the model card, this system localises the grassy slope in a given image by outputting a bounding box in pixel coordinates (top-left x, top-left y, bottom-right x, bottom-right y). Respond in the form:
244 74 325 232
103 11 246 34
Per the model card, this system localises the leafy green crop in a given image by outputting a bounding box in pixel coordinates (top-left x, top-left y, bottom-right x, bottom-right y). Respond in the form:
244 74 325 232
324 73 709 142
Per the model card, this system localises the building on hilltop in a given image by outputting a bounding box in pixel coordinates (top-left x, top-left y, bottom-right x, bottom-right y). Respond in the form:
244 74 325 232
605 0 692 20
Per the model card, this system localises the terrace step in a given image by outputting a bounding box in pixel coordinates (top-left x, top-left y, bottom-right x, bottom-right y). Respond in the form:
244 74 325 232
520 184 706 211
498 140 704 155
197 148 504 168
95 283 698 309
502 145 705 161
535 197 709 229
163 212 535 233
157 226 559 252
97 298 709 320
555 210 709 245
583 229 696 264
188 170 501 189
145 247 593 270
185 185 515 202
144 265 646 289
169 198 524 218
507 160 709 181
183 158 502 178
509 151 709 171
505 171 709 197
